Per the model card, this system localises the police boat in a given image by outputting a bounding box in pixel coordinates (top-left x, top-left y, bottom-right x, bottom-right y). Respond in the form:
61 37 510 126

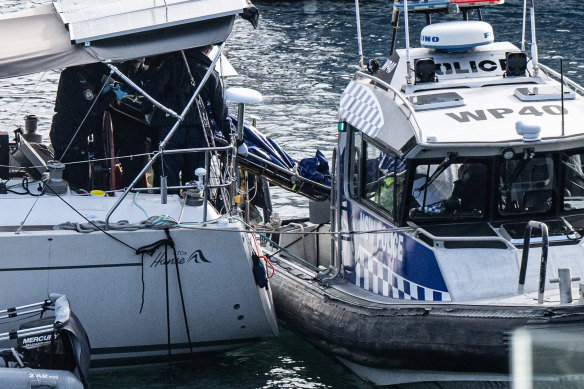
0 294 90 389
0 0 277 367
263 0 584 385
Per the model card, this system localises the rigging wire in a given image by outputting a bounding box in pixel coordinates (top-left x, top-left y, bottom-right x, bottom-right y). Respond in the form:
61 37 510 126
59 69 114 162
9 71 47 128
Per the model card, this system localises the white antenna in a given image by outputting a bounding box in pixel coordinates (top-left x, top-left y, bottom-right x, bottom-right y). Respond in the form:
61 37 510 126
521 0 527 51
355 0 365 68
404 0 413 84
529 0 539 76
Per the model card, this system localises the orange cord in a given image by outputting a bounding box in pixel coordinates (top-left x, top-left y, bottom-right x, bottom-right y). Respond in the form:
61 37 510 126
251 230 275 278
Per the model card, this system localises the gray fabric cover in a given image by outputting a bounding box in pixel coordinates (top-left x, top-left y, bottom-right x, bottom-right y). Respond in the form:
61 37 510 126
0 5 96 78
86 16 234 63
0 5 235 79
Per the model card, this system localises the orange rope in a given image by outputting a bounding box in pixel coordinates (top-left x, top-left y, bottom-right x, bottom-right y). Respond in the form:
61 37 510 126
251 230 275 278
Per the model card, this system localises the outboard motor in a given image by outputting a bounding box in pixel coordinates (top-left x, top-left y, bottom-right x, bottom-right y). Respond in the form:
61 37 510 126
0 294 91 389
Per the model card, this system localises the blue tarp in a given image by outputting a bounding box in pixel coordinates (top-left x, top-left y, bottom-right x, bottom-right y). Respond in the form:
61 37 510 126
228 115 331 187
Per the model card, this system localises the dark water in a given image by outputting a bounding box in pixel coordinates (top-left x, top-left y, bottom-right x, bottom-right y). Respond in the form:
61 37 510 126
1 0 583 387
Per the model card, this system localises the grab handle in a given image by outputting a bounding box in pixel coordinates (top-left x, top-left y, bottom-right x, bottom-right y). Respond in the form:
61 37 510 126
518 221 549 304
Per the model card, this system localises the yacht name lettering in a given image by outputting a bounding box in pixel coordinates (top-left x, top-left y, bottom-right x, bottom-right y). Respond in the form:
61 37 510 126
150 250 210 268
446 105 567 123
434 59 504 75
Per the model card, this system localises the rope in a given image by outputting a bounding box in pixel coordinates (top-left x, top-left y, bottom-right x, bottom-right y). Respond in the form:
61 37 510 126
164 238 172 380
165 229 194 356
53 216 178 233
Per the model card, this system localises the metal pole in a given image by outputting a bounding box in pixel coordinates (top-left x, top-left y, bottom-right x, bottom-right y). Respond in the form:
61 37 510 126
560 58 565 136
521 0 527 52
390 10 400 56
106 64 179 120
245 170 250 224
538 222 549 304
236 103 245 142
529 0 539 76
518 224 532 294
355 0 365 68
403 0 413 84
203 150 209 223
105 43 226 229
518 221 549 304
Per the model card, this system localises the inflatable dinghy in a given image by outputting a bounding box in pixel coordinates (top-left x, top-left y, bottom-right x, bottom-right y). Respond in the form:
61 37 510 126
0 294 90 389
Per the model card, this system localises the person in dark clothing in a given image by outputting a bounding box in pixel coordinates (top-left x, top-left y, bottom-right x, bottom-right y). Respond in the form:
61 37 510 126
49 63 113 191
148 45 234 190
109 58 158 188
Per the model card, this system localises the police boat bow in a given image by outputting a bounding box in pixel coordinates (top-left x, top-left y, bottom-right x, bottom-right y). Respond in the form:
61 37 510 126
264 0 584 385
0 0 277 366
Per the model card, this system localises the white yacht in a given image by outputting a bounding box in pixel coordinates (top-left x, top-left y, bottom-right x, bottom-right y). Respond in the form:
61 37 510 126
0 0 277 366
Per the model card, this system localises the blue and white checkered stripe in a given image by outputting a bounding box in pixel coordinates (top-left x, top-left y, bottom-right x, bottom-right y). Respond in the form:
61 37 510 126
339 81 384 138
355 256 452 302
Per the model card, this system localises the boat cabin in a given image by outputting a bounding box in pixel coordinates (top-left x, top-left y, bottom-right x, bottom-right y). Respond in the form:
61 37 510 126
334 0 584 303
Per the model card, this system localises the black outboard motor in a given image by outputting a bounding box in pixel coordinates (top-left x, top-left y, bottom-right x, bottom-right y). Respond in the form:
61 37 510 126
0 294 90 389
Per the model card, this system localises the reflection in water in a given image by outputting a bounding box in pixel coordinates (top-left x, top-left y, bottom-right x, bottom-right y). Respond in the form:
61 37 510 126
1 0 584 387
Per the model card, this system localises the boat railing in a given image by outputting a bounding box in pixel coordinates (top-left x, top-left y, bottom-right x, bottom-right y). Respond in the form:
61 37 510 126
539 63 584 97
517 220 549 304
413 227 516 250
104 144 233 229
354 71 422 143
316 146 341 283
104 43 231 229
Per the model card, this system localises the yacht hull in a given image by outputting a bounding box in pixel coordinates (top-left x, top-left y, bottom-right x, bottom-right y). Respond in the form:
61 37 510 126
0 224 278 366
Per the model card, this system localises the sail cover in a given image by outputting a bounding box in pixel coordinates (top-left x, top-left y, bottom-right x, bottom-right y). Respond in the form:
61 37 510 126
0 0 250 79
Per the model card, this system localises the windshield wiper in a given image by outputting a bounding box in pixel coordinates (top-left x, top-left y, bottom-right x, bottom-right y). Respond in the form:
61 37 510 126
502 149 535 189
415 153 458 193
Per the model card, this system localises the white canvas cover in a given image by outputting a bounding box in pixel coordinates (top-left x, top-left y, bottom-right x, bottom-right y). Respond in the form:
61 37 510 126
0 2 238 79
53 0 249 43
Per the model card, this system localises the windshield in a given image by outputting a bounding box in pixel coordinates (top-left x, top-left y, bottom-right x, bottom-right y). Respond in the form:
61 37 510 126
409 161 487 220
564 151 584 211
407 154 558 221
497 153 555 215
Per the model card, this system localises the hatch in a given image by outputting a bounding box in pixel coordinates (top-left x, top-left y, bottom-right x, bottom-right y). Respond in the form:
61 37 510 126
408 92 465 111
514 86 576 102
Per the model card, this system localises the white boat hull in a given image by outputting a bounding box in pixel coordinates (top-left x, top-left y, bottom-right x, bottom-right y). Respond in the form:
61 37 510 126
0 194 278 365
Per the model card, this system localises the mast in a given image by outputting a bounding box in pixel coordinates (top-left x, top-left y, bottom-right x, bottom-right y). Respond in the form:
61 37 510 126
521 0 527 51
404 0 413 85
529 0 539 76
355 0 365 68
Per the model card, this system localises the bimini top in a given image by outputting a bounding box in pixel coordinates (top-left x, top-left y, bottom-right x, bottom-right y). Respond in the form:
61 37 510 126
393 0 504 12
0 0 257 79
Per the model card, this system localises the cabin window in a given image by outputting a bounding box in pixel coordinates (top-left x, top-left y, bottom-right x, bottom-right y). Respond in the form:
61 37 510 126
362 141 397 215
497 153 555 215
408 160 487 220
563 152 584 211
349 129 403 220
